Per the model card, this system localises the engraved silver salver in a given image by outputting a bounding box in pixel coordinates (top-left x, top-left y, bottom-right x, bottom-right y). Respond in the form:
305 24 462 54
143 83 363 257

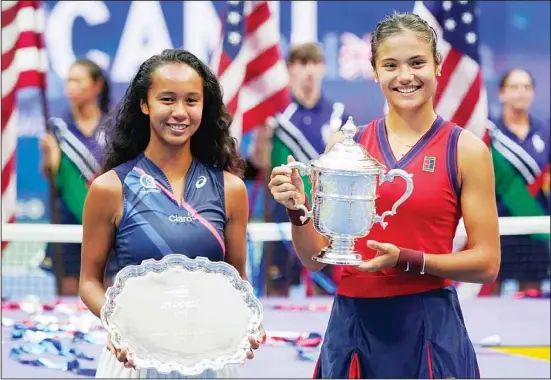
100 254 263 376
287 117 414 266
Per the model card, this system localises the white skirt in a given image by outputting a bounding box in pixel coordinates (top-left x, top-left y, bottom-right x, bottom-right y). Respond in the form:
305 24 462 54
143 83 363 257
95 347 241 378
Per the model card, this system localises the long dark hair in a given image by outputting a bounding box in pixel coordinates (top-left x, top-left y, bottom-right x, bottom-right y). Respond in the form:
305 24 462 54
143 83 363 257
72 58 111 114
101 49 245 177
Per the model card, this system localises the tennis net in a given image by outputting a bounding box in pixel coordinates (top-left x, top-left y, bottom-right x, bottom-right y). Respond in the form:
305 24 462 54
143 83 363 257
2 216 549 299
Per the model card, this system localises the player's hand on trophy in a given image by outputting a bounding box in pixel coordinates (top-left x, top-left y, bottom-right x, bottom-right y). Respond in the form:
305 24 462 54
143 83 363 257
268 155 306 210
107 333 139 370
246 324 266 360
39 133 61 178
355 240 400 272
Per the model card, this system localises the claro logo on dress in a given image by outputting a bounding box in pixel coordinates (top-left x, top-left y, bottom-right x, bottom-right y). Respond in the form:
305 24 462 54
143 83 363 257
168 212 197 223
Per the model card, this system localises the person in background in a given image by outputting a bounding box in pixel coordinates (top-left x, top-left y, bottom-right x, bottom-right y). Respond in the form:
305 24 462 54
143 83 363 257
488 68 550 296
39 58 117 295
248 42 353 297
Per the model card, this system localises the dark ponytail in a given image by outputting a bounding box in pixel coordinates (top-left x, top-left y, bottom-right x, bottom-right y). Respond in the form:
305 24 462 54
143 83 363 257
98 75 110 114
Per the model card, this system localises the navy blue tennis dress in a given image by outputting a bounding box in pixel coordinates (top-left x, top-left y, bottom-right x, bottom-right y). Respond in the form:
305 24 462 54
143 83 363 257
95 152 240 379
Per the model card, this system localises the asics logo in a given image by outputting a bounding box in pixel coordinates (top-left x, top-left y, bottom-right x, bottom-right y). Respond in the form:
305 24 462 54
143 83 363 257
196 176 207 189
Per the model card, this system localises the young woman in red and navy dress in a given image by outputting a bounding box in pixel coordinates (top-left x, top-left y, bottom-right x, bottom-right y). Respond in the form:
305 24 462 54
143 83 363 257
269 13 500 379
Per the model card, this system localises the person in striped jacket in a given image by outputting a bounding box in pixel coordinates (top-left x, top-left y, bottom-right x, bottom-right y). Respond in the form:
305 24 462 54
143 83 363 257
39 58 118 295
488 68 550 296
248 42 353 297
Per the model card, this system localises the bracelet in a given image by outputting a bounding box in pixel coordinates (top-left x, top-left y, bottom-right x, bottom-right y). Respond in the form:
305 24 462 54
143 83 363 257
396 248 425 274
286 197 311 226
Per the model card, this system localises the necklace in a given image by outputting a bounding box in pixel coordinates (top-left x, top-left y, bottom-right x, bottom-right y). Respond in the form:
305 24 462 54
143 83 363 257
386 125 417 148
385 115 437 157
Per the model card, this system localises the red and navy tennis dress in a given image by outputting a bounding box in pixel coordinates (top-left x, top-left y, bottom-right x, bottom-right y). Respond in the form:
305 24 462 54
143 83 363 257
313 116 480 379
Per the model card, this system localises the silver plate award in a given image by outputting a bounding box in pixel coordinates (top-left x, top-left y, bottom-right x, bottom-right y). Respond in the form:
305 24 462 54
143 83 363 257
100 254 263 376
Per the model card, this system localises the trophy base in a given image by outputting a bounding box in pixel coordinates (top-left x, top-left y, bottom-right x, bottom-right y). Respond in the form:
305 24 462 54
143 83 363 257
313 250 363 266
312 238 364 266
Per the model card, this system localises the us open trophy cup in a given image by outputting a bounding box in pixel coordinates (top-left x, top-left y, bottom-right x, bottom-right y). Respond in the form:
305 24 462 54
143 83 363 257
287 117 414 266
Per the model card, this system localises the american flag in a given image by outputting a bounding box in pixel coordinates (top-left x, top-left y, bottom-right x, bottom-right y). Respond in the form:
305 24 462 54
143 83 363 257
211 1 290 142
415 1 490 298
1 1 47 246
414 0 487 140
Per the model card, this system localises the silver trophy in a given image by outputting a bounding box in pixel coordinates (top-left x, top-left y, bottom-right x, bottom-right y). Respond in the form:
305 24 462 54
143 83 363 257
287 117 414 266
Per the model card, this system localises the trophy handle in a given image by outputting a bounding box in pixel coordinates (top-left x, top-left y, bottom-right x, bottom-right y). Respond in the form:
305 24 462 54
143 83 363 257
374 169 414 229
284 161 314 224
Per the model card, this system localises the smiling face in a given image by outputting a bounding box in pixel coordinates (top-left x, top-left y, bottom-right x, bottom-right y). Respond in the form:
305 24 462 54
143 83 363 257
140 62 204 147
373 29 439 112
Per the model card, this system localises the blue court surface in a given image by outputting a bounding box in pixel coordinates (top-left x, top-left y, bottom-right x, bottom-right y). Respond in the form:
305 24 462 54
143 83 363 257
2 297 549 378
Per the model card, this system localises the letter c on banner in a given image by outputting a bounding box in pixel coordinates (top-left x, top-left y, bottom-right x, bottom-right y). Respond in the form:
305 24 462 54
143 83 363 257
45 1 111 79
